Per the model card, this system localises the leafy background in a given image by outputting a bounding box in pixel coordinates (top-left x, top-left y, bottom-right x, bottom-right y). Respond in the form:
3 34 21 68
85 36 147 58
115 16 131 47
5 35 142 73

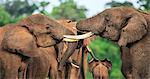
0 0 150 78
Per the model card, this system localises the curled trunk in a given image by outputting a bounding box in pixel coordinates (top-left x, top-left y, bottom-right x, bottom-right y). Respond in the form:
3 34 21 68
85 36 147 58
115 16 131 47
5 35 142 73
58 42 78 71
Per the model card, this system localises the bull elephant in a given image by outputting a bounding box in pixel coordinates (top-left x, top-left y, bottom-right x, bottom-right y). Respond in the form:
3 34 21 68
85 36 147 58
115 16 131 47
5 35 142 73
56 19 80 79
57 19 99 79
88 59 112 79
64 7 150 79
1 14 78 79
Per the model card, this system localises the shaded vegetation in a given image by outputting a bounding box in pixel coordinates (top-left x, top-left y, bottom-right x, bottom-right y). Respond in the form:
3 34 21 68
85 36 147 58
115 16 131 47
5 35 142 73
87 37 124 79
49 0 87 21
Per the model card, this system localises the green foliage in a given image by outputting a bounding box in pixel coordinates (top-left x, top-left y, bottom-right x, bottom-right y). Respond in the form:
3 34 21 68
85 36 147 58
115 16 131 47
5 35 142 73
87 37 124 79
49 0 87 21
106 0 134 7
0 0 86 25
106 0 150 11
0 0 50 26
138 0 150 10
2 0 38 18
0 6 11 26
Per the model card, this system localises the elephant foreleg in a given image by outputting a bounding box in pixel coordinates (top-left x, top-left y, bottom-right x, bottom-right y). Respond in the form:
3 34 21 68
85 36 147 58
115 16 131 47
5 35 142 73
18 61 27 79
0 51 21 79
121 46 133 79
26 49 50 79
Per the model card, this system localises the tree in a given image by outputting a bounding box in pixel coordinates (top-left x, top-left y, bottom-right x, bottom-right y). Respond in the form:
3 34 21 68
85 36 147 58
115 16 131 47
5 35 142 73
39 1 50 14
0 6 11 26
49 0 87 21
1 0 38 18
105 0 134 7
0 0 50 25
138 0 150 10
106 0 150 11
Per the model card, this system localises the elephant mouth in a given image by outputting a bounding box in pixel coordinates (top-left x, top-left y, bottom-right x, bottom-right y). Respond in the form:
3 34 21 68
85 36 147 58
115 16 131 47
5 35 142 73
63 32 94 42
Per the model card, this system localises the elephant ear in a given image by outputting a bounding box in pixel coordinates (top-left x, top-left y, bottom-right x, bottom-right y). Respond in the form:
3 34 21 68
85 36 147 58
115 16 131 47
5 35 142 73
118 13 148 46
36 34 56 47
17 14 52 35
1 25 37 57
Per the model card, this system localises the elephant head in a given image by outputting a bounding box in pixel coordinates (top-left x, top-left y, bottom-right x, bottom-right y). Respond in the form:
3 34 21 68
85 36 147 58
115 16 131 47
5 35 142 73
74 7 148 47
89 58 112 79
1 14 79 59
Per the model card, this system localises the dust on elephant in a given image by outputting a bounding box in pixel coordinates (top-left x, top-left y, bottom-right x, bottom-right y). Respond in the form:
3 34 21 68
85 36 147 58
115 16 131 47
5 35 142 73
72 7 150 79
1 14 78 79
88 59 112 79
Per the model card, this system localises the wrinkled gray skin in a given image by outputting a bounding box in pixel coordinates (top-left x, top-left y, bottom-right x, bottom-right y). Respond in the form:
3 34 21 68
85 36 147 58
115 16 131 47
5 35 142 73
1 14 77 79
76 7 150 79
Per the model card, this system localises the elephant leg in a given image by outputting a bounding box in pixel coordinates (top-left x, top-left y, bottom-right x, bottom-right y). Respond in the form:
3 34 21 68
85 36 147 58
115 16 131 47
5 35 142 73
49 57 58 79
131 48 150 79
26 49 50 79
121 47 133 79
18 61 27 79
39 47 59 79
0 50 21 79
54 42 64 62
80 46 87 79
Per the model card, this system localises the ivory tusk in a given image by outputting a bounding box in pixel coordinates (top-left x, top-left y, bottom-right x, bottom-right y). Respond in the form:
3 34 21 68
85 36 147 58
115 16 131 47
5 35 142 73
86 46 92 52
71 62 80 69
87 46 99 61
63 38 79 42
63 32 93 39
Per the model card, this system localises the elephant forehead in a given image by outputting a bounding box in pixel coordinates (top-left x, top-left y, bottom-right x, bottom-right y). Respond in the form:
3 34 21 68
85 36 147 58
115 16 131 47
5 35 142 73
19 14 51 24
93 63 108 75
57 19 77 34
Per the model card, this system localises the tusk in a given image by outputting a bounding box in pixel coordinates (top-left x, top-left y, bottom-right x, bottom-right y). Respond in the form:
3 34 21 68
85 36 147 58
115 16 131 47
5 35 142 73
87 46 99 61
63 32 93 39
71 62 80 69
86 46 92 52
63 38 79 42
89 58 94 63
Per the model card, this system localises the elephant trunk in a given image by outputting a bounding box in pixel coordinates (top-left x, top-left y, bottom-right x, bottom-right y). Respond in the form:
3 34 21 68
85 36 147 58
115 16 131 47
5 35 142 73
76 14 104 35
58 42 78 71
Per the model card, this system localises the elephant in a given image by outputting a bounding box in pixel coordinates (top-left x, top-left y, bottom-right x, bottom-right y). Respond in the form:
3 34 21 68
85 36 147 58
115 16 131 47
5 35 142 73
0 25 27 79
88 58 112 79
56 19 80 79
1 14 78 79
63 7 150 79
57 19 96 79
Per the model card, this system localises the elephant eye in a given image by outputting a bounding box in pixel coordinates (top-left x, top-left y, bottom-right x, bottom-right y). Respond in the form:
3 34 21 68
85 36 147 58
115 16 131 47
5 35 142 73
46 26 50 29
122 29 125 32
67 20 72 23
46 24 53 29
104 14 110 22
